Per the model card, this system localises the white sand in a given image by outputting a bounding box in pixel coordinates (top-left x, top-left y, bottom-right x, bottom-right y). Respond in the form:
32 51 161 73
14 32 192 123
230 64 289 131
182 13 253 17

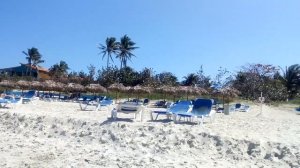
0 100 299 168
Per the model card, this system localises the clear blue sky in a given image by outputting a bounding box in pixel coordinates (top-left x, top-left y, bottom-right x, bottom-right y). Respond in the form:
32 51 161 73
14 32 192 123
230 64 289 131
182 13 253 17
1 0 299 81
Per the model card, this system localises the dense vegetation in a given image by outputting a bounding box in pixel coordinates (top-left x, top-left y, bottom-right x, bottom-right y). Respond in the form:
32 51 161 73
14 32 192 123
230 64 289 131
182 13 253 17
0 36 299 102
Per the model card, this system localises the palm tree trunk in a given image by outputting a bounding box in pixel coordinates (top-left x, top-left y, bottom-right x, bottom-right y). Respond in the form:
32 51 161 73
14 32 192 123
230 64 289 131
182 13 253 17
107 56 109 68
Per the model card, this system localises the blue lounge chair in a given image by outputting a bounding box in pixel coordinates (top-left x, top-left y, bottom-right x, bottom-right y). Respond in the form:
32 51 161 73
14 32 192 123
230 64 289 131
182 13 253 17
0 98 9 108
95 98 115 111
176 99 216 125
152 100 192 120
0 97 23 108
296 107 300 114
22 90 37 103
79 98 114 111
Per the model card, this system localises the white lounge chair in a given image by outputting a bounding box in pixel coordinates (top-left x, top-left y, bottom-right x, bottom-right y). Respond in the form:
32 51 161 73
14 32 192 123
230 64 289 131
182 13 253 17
111 102 145 121
235 103 250 112
79 98 114 111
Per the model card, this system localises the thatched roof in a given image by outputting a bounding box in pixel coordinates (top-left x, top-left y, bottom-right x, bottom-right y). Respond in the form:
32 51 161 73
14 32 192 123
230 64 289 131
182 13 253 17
85 84 107 93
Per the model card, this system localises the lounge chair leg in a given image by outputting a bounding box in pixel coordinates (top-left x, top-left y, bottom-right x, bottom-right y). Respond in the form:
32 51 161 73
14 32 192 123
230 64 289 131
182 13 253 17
111 109 117 120
155 114 159 120
140 111 143 122
172 114 177 123
150 112 154 120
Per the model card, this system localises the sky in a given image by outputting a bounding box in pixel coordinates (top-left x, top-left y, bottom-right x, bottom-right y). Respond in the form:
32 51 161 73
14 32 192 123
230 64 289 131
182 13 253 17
0 0 299 81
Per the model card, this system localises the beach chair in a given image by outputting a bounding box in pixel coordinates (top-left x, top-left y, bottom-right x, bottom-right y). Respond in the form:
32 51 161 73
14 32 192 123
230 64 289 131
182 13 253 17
151 100 192 121
95 98 114 111
79 98 114 111
295 107 300 114
22 90 37 104
235 103 250 112
150 101 186 121
176 99 216 125
0 98 9 108
111 101 145 121
0 97 23 108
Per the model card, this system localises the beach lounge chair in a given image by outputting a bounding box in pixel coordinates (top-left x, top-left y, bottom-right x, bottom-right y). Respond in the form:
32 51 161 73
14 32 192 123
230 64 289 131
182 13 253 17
95 98 114 111
151 100 192 121
235 103 250 112
296 107 300 114
175 99 216 125
111 101 145 121
0 98 9 108
79 98 114 111
22 90 37 104
0 97 23 108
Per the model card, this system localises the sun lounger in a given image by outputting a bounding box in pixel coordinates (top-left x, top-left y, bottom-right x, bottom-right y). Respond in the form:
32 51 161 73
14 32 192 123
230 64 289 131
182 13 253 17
175 99 216 125
150 101 191 121
0 98 9 108
22 90 37 104
296 107 300 114
235 103 250 112
0 97 23 108
95 99 114 111
167 100 193 121
79 98 114 111
111 102 145 121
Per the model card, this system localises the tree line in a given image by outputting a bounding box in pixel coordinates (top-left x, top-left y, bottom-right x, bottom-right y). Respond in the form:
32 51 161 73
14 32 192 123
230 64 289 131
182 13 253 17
0 35 299 102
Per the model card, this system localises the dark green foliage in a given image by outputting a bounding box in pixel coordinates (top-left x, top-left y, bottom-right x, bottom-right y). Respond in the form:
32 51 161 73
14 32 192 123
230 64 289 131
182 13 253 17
155 72 178 86
233 64 288 102
117 35 138 69
118 67 140 86
98 37 118 68
280 64 300 98
183 73 199 86
22 47 44 76
97 66 119 87
49 61 69 80
22 47 44 66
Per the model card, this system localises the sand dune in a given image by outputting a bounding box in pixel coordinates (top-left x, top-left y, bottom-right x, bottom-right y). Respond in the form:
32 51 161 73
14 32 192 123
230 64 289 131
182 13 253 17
0 100 299 167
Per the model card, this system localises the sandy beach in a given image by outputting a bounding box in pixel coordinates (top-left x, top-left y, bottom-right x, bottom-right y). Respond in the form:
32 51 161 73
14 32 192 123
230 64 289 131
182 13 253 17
0 100 299 168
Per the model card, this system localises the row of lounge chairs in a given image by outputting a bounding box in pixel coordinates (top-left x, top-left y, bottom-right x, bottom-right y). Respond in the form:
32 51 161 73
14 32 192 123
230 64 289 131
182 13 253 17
151 99 216 125
108 99 252 125
0 90 38 108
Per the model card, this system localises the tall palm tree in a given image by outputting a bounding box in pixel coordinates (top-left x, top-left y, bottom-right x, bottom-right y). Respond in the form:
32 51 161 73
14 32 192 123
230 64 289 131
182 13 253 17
98 37 118 68
183 73 199 86
282 64 300 98
117 35 138 69
22 47 44 76
49 61 69 79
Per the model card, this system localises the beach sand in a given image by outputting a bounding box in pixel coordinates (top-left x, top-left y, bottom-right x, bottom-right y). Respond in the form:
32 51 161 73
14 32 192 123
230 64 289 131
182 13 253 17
0 100 299 168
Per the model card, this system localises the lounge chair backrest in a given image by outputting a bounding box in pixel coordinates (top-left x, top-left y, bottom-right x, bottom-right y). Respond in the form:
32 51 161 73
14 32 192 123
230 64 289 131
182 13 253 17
24 90 36 98
176 100 193 106
143 98 149 105
235 103 241 109
168 100 192 114
100 99 114 106
118 102 143 112
192 99 213 115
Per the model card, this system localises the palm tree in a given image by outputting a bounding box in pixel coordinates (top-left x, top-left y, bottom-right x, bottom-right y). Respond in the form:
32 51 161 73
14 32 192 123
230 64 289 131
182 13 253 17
22 47 44 76
117 35 138 69
98 37 118 68
183 73 199 86
49 61 69 79
282 64 300 98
